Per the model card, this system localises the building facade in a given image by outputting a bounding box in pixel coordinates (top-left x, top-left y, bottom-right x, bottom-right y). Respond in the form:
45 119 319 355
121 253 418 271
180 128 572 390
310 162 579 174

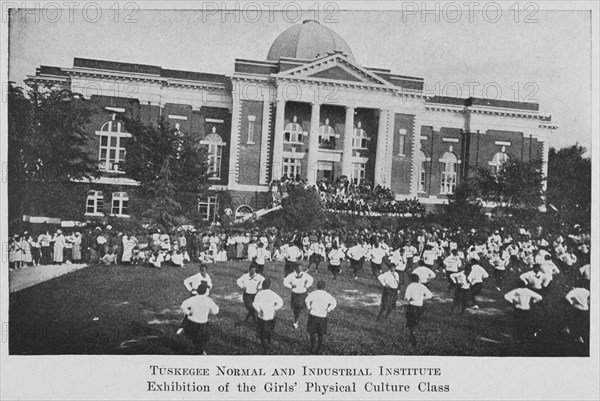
26 20 556 222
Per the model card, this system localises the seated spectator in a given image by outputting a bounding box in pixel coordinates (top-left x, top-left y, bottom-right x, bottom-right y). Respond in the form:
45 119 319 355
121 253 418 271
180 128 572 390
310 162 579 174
100 250 118 265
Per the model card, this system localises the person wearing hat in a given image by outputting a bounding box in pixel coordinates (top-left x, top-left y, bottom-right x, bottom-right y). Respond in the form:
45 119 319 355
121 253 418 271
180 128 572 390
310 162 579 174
305 280 337 354
252 278 284 354
180 282 219 355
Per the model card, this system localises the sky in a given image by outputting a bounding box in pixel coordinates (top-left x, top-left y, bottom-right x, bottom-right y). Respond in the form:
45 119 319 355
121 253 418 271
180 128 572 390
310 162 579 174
7 7 592 152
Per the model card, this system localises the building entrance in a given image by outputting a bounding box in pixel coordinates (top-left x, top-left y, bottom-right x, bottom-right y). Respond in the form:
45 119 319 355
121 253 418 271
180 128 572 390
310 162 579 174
316 161 334 183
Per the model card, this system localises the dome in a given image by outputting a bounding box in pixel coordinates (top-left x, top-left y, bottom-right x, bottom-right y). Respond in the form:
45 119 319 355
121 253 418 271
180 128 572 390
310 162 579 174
267 20 355 62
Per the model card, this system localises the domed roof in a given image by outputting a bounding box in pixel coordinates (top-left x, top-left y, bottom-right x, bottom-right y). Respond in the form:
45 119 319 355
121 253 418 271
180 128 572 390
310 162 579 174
267 20 355 62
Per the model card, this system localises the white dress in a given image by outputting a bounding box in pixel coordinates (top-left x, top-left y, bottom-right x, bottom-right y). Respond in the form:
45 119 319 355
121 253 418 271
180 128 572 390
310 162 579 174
53 234 65 263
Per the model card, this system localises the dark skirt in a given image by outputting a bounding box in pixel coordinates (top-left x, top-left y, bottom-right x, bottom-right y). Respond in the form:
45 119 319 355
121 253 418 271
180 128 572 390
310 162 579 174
257 318 276 339
406 304 424 327
243 292 257 311
307 314 327 335
309 254 322 264
291 292 307 312
328 263 341 274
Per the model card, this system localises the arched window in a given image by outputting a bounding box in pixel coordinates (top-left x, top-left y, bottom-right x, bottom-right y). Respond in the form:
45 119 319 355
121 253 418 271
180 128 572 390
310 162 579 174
200 128 226 180
96 117 131 172
319 118 337 149
417 150 427 193
284 116 304 144
490 151 510 174
352 121 370 149
440 152 458 195
235 205 254 220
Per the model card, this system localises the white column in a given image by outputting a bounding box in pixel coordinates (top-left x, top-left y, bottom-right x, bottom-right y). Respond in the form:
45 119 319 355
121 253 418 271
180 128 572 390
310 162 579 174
258 99 271 185
385 110 395 187
341 105 355 178
306 102 321 185
228 99 241 185
271 100 286 181
410 115 422 197
374 109 389 187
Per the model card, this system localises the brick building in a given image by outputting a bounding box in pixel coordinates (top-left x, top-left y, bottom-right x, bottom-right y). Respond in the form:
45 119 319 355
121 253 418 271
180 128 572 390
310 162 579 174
25 20 556 222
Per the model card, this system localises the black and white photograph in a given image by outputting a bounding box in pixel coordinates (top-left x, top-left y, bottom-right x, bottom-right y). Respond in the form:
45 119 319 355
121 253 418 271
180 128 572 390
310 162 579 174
1 1 598 400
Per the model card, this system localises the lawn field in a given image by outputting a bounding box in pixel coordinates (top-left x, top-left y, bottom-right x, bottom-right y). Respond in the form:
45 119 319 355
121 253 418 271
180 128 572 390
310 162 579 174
9 260 588 356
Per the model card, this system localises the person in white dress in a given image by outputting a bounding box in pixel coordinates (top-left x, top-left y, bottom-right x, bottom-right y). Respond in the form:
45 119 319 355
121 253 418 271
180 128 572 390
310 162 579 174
53 230 66 264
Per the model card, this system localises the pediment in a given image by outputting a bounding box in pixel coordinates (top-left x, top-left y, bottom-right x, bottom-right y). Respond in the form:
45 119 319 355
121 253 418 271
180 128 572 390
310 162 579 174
276 53 393 87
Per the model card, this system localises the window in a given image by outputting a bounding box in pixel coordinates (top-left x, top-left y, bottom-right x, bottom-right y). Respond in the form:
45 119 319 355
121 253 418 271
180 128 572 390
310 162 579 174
418 150 427 193
440 152 458 195
352 122 370 149
111 192 129 216
490 151 510 174
352 163 366 184
235 205 253 220
247 116 256 144
200 128 226 180
97 119 129 172
319 118 337 150
86 191 104 215
198 196 219 222
284 116 304 144
398 129 407 156
283 158 302 180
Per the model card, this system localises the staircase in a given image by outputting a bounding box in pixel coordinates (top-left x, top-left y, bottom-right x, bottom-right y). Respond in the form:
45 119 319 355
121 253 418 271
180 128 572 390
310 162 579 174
234 205 282 223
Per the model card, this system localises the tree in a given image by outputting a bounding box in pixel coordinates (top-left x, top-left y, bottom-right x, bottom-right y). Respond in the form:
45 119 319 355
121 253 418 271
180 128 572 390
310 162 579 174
476 158 545 216
7 84 99 231
547 144 591 225
443 178 486 229
121 117 211 230
264 186 325 231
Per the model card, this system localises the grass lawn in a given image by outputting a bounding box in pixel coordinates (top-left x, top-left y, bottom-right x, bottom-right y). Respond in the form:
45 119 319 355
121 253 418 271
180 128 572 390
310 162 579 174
9 259 588 356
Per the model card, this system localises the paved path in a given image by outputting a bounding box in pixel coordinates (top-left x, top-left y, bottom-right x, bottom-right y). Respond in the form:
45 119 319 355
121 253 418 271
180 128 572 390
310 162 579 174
9 263 88 293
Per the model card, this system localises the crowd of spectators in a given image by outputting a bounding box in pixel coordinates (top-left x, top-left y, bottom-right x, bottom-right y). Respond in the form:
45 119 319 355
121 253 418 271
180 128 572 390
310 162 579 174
9 218 591 346
269 175 425 216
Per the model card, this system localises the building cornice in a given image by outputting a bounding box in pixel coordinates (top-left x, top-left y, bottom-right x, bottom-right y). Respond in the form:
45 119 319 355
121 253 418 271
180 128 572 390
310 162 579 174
68 68 228 91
